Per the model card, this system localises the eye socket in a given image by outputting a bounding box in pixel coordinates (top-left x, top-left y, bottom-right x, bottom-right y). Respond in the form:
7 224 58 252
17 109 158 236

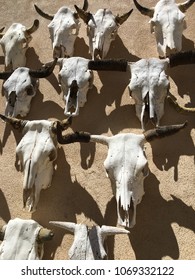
26 85 34 96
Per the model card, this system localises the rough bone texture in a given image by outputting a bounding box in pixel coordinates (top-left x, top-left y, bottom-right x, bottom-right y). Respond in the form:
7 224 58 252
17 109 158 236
0 0 195 260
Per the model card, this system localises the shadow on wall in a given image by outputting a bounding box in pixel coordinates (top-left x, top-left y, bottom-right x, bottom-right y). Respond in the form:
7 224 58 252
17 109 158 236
32 147 104 260
128 172 195 260
0 189 11 223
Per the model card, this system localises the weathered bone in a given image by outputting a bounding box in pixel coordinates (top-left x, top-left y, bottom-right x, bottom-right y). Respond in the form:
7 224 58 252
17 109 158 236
75 5 133 59
0 114 72 211
133 0 195 57
55 122 187 228
0 218 54 259
50 221 129 259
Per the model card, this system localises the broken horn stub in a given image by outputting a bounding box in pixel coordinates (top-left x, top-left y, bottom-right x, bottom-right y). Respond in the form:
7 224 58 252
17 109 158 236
169 50 195 68
37 228 54 242
49 221 76 233
115 9 133 25
144 122 188 142
133 0 154 17
26 19 39 34
0 114 27 130
56 130 91 145
88 59 128 72
29 58 57 78
34 4 54 20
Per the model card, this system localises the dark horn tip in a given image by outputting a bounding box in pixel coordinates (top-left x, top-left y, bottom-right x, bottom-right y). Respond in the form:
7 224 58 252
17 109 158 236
34 19 40 27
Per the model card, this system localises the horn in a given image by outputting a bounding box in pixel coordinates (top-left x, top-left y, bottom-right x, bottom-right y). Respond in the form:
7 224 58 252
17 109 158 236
52 116 72 134
26 19 39 34
82 0 89 11
167 92 195 113
178 0 195 12
29 58 57 78
101 225 130 237
34 4 54 20
115 9 133 25
133 0 154 17
37 228 54 242
0 70 13 80
49 221 76 233
0 114 27 130
74 5 92 24
169 50 195 68
88 59 128 72
144 122 187 142
56 129 91 145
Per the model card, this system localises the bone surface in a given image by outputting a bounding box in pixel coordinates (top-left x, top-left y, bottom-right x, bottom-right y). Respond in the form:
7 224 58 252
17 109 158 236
0 0 194 260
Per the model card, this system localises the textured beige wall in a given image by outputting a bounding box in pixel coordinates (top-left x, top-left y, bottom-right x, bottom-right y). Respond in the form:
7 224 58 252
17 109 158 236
0 0 194 260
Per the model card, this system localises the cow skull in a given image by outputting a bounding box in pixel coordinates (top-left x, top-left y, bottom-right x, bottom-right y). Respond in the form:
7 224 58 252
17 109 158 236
0 218 54 259
0 59 57 117
88 50 195 129
57 57 94 116
0 20 39 70
55 122 187 228
133 0 194 57
34 0 88 58
49 221 129 259
75 5 133 59
0 114 72 212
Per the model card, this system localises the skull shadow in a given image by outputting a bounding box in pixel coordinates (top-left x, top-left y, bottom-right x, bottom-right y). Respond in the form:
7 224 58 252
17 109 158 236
0 188 11 223
104 171 195 260
32 147 104 259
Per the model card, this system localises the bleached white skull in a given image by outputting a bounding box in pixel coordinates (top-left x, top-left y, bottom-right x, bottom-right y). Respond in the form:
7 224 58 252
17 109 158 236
0 218 53 260
0 60 56 117
75 5 133 59
50 221 129 259
133 0 194 57
0 114 71 212
56 122 187 228
0 20 39 70
34 0 88 58
57 57 94 116
129 58 170 129
87 51 195 129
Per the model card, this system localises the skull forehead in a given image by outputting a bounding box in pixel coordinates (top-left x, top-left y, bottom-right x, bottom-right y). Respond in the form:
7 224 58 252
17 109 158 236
130 58 169 89
60 57 90 84
153 2 185 23
49 6 78 29
23 120 52 133
3 23 26 36
89 9 117 29
3 67 32 92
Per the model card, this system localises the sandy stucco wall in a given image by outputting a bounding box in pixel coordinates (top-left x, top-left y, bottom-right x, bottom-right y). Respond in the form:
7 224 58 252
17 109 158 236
0 0 194 260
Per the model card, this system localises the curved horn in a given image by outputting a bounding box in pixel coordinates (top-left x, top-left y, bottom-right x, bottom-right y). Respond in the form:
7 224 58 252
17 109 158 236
26 19 39 34
101 225 129 237
144 122 187 142
74 5 92 24
167 92 195 113
88 59 128 72
0 114 27 130
49 221 76 233
115 9 133 25
82 0 89 11
29 58 57 78
34 4 54 20
133 0 154 17
169 50 195 68
37 228 54 242
0 70 13 80
178 0 195 12
56 129 91 145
